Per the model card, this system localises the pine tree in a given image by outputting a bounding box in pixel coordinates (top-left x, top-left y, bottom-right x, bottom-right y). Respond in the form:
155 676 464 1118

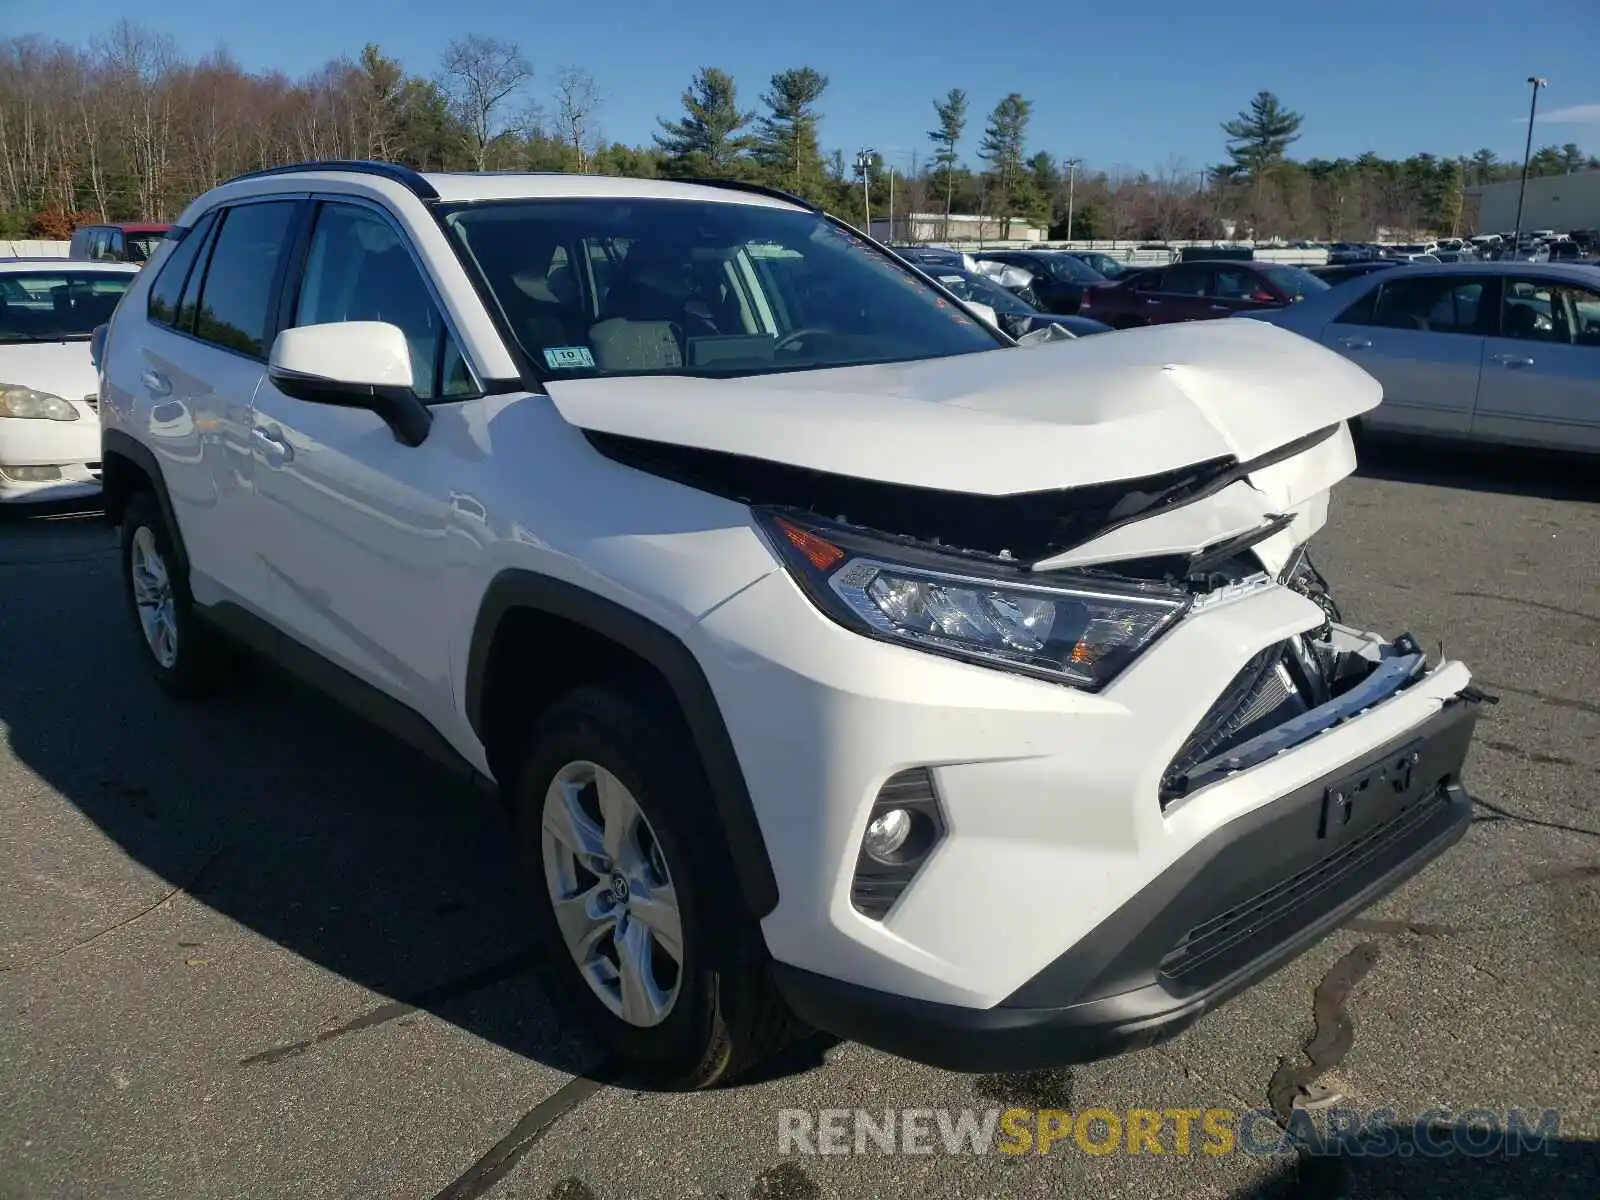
1221 91 1304 181
753 67 829 198
928 88 967 235
979 93 1031 236
653 67 755 177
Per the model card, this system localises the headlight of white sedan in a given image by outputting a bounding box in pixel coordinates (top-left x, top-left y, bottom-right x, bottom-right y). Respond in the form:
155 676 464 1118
0 384 80 421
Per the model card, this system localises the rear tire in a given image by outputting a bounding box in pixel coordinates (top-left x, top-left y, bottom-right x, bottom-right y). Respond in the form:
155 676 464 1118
119 490 238 699
515 682 794 1088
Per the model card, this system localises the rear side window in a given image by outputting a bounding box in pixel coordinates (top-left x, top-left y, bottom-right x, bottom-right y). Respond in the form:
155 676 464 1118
190 201 300 357
1159 264 1210 295
146 213 217 327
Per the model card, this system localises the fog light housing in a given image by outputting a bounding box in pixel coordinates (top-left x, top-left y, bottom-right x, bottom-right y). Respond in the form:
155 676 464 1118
0 464 63 482
851 768 946 919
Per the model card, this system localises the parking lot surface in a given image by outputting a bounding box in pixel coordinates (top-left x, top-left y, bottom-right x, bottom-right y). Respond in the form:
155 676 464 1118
2 445 1597 1200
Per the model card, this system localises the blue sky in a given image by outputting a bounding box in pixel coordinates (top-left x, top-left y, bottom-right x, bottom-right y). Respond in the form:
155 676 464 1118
19 0 1600 173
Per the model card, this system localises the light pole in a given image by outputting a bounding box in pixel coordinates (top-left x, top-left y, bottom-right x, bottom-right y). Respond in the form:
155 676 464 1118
1513 76 1549 255
1063 158 1081 242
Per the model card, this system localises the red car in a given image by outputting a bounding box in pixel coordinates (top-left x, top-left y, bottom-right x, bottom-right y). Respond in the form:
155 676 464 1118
67 222 172 265
1081 259 1330 328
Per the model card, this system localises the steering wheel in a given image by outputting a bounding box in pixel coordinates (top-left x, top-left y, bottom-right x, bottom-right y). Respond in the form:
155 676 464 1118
773 327 833 353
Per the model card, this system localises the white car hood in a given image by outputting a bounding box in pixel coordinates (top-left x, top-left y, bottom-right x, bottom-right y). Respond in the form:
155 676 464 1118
545 319 1381 497
0 340 99 408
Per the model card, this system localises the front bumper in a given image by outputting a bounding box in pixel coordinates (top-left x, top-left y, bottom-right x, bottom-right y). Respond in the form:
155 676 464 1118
772 691 1482 1073
0 405 103 503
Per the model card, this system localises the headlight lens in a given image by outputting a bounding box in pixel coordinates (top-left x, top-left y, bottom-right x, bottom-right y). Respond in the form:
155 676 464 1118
760 510 1188 690
0 384 80 421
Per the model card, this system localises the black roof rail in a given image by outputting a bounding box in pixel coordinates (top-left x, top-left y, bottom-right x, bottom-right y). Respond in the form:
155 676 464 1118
221 159 439 201
680 177 819 212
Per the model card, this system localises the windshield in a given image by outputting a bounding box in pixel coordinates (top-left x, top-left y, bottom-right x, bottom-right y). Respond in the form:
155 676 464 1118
931 270 1033 315
1041 254 1104 282
0 270 130 343
1262 265 1331 300
442 198 1001 379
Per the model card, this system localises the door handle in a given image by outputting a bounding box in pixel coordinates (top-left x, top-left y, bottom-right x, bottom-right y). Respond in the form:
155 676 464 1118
252 425 294 466
140 369 171 396
1491 352 1534 367
1208 304 1230 311
1338 337 1372 349
1145 298 1162 306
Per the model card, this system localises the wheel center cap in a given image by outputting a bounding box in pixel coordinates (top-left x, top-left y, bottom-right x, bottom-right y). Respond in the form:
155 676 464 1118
609 873 630 904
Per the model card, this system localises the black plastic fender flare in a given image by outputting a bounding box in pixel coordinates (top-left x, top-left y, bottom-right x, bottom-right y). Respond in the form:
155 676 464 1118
465 569 780 919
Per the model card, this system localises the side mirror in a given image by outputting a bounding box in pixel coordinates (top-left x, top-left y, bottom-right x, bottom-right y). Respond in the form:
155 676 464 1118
267 321 431 447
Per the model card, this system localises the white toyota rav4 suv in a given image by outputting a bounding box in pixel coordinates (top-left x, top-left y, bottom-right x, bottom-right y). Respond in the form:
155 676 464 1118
97 161 1488 1087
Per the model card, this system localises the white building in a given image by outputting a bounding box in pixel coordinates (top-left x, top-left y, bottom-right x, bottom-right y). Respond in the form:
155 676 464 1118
869 212 1046 244
1465 170 1600 233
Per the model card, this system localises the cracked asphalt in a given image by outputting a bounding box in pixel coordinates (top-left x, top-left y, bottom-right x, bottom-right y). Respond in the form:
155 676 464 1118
2 442 1597 1200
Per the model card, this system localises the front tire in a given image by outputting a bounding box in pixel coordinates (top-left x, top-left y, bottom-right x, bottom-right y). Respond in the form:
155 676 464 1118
119 491 238 699
515 683 793 1088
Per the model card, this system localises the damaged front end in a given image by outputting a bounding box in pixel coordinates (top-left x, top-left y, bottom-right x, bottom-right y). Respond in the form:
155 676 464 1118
586 413 1431 799
1160 546 1431 808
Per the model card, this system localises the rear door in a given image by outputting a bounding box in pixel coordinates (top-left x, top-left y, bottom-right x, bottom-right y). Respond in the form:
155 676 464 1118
1319 272 1494 437
1473 275 1600 452
1142 262 1213 323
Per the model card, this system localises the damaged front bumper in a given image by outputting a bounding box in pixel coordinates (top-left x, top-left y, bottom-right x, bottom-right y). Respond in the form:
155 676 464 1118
774 684 1484 1073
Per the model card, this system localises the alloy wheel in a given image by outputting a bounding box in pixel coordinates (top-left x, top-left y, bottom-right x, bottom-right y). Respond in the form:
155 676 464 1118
540 760 684 1027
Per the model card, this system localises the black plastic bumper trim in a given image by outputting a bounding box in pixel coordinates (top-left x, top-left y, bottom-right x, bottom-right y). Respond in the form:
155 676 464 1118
771 692 1481 1074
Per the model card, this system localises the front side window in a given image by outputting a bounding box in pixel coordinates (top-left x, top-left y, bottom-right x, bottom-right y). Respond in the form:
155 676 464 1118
1212 267 1260 299
0 270 132 343
442 198 999 379
190 200 299 357
124 233 164 263
291 202 472 400
1044 254 1102 282
147 212 218 328
1503 279 1600 345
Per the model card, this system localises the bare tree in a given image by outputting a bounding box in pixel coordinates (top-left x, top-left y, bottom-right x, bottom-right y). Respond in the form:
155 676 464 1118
439 35 531 170
553 67 603 173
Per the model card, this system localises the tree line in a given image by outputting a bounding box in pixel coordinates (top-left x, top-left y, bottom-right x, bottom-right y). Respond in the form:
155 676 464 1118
3 24 1595 242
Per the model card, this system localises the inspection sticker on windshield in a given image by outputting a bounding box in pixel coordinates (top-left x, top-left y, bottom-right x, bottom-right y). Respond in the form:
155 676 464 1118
543 346 595 369
939 275 964 284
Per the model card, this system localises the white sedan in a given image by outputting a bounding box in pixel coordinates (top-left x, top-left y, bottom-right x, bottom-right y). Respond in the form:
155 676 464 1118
0 258 139 503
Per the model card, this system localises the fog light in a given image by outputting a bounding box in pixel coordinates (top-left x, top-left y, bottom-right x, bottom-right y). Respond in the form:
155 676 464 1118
863 808 913 863
0 464 62 482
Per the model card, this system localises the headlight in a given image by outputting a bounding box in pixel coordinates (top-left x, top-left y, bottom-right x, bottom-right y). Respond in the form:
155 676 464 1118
0 384 80 421
758 509 1188 690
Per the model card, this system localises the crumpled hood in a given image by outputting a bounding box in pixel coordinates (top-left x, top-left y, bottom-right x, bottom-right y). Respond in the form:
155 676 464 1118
544 319 1381 496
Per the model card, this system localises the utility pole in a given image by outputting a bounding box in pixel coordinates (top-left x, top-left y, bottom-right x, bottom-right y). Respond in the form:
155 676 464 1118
1513 76 1549 256
888 166 895 241
1063 158 1081 243
856 148 875 236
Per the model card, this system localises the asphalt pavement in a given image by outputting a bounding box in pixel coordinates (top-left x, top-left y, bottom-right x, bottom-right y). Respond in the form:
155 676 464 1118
2 442 1597 1200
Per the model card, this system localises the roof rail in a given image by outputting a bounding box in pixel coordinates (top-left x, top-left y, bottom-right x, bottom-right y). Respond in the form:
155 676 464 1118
221 160 439 201
680 177 819 212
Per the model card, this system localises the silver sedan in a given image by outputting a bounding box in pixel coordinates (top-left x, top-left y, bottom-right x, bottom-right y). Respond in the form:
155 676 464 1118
1238 262 1600 454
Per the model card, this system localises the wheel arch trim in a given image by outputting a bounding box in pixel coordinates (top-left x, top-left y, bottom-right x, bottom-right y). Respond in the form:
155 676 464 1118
465 569 780 919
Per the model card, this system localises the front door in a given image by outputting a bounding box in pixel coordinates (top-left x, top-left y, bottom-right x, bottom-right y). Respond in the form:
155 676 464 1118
1320 273 1494 437
1474 275 1600 452
247 198 481 729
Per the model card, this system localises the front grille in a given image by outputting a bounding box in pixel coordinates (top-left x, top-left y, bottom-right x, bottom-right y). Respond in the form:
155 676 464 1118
1159 785 1451 984
1162 643 1309 806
